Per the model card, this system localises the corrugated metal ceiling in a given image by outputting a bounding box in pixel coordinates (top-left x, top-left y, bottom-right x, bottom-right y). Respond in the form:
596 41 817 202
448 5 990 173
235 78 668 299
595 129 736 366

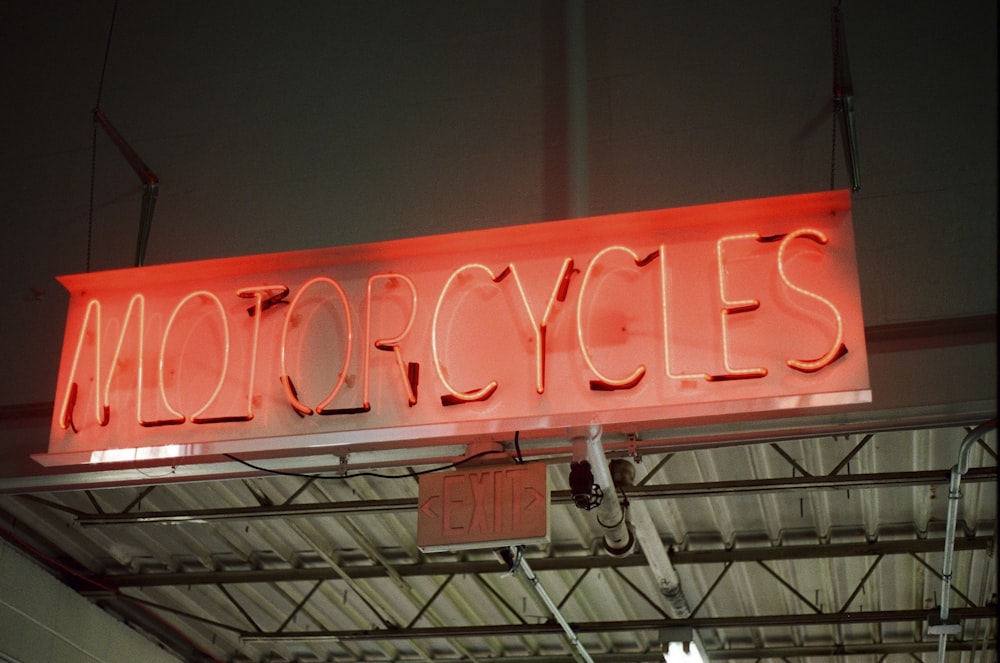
0 423 995 662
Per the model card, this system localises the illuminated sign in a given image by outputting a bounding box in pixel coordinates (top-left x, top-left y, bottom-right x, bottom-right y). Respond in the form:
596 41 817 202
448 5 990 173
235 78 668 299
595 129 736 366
39 190 870 467
417 462 549 551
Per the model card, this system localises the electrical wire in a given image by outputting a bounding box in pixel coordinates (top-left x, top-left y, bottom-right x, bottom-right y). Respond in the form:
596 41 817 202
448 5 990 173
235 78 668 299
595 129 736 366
223 448 508 480
87 0 119 273
830 1 839 191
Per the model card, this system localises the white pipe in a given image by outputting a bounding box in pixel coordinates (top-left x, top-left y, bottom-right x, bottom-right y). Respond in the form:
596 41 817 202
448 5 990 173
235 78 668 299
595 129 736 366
937 419 997 663
580 426 692 619
574 425 634 555
630 500 691 618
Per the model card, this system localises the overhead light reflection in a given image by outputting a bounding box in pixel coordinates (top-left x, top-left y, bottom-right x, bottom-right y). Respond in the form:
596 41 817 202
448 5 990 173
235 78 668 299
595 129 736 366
662 641 705 663
659 627 706 663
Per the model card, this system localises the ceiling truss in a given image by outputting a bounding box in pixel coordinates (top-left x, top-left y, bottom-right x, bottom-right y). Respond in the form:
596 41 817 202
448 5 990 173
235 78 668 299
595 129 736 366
1 425 995 662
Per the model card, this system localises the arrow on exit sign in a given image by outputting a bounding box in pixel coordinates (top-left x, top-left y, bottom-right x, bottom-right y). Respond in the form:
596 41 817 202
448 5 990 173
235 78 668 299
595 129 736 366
417 462 549 552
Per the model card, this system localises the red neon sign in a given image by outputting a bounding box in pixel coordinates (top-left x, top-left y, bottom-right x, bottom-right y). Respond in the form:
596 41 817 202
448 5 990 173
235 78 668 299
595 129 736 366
40 190 870 466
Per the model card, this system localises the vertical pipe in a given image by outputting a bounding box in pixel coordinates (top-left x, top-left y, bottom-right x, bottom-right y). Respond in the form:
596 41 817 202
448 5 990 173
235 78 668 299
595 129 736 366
581 430 692 618
574 425 634 555
937 419 997 663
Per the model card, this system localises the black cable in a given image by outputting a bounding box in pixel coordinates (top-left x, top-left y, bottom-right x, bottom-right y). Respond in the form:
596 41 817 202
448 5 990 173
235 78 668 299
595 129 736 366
88 123 97 273
223 449 504 480
94 0 119 109
830 1 840 191
513 430 524 464
87 0 119 272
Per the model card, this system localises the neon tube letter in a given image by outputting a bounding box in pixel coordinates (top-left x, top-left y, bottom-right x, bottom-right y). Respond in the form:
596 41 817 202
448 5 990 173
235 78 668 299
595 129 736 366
778 229 847 372
279 277 355 416
58 295 153 430
364 273 418 409
712 234 767 381
513 257 575 395
192 284 291 423
432 264 507 406
157 291 230 425
576 246 655 391
658 245 711 381
102 294 148 426
57 299 107 430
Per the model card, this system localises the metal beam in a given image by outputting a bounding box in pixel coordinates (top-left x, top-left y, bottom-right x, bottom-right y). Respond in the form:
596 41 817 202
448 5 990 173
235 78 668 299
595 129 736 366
235 606 997 641
709 639 995 660
92 535 993 588
223 640 993 662
70 466 998 526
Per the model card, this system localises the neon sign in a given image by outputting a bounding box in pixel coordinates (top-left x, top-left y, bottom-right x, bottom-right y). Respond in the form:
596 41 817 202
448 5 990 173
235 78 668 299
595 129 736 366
40 190 870 466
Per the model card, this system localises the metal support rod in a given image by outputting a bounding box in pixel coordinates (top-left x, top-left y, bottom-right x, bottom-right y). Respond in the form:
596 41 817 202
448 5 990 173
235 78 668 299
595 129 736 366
828 433 874 476
217 583 262 633
93 108 159 267
832 3 861 191
610 567 669 619
756 560 823 613
406 575 453 629
689 561 733 617
512 546 595 663
277 579 324 632
837 554 883 613
770 443 813 476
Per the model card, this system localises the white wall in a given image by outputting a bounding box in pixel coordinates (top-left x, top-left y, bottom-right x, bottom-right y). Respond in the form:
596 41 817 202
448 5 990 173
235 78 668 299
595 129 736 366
0 538 182 663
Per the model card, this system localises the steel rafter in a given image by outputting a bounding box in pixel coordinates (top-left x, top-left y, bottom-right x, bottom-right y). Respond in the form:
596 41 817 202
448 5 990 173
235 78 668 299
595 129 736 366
65 466 998 525
90 534 994 588
231 606 997 641
755 560 823 613
837 553 883 613
690 560 733 617
215 641 993 662
610 567 669 619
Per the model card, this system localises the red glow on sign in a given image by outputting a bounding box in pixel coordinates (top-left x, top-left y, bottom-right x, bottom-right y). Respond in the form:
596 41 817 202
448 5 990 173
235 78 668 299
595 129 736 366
41 191 870 467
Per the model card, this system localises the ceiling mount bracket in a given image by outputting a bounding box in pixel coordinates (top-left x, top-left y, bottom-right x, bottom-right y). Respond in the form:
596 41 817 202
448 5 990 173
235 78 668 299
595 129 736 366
93 108 159 267
832 2 861 191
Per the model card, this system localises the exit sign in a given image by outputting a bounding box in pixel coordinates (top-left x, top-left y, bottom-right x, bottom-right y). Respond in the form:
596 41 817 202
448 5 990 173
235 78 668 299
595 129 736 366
417 462 549 551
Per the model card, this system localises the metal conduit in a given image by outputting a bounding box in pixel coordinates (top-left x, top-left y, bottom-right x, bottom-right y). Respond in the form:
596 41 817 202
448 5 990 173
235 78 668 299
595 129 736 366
505 546 595 663
572 425 634 555
583 427 692 619
937 418 997 663
629 499 692 618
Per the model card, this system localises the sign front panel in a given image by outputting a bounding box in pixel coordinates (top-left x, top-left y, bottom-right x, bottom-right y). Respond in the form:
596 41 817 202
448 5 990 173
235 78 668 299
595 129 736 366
41 190 869 466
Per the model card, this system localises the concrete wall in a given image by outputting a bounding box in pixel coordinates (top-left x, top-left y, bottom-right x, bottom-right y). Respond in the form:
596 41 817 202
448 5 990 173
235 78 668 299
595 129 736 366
0 538 181 663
